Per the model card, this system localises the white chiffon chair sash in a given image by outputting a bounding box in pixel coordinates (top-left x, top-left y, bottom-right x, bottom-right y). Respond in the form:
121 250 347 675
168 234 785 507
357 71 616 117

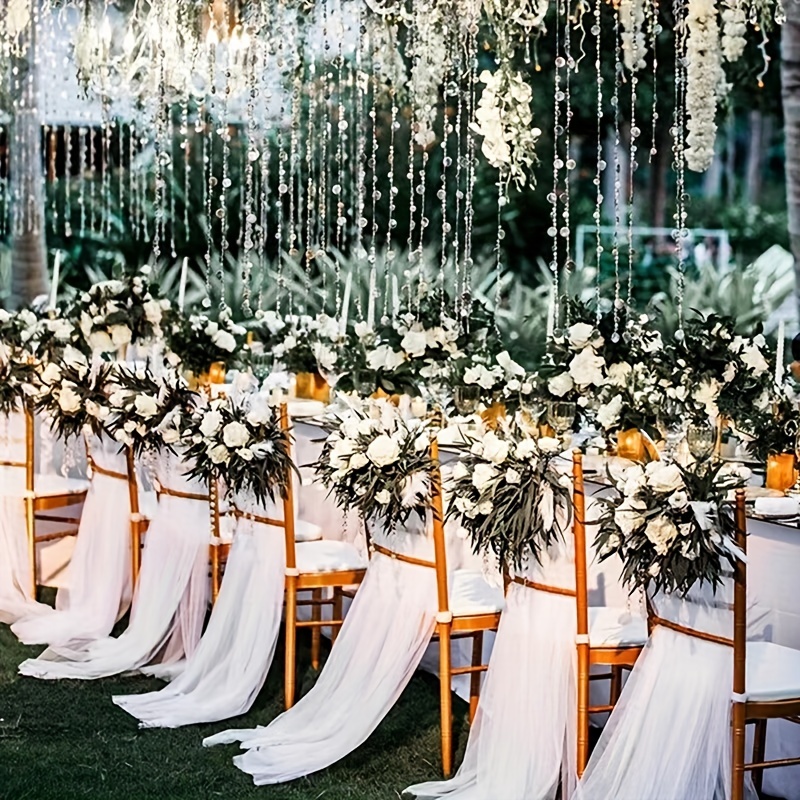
577 578 756 800
406 501 578 800
12 434 133 646
17 448 210 680
0 412 49 624
114 493 287 728
203 511 458 786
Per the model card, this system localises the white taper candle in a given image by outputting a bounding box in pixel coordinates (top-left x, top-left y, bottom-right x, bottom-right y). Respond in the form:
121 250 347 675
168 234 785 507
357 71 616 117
49 251 61 310
339 271 352 336
776 319 786 384
178 257 189 312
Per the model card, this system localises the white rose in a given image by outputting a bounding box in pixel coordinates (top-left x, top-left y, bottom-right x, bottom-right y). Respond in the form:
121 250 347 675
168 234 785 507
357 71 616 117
538 437 562 454
57 382 82 414
614 497 647 535
481 431 510 464
515 439 539 460
161 427 180 444
567 322 596 349
199 410 223 438
208 444 230 464
89 330 114 352
476 500 494 515
110 325 132 347
472 462 497 492
597 395 624 430
740 343 769 376
645 462 685 493
548 372 574 397
367 345 406 372
645 514 680 556
41 362 62 385
366 434 401 467
453 461 470 480
237 447 254 461
414 433 430 452
314 343 338 373
505 468 521 484
349 452 369 470
606 362 632 388
693 379 721 418
569 347 605 388
222 421 250 448
134 394 159 418
143 300 163 324
375 489 392 505
668 490 690 510
85 399 108 419
212 330 237 353
401 329 429 358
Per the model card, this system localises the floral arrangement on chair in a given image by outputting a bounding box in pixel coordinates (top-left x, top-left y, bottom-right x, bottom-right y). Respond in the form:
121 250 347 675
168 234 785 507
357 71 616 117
71 268 170 355
448 422 571 569
105 365 199 455
167 310 247 376
315 403 435 533
595 458 751 596
0 309 40 414
182 393 296 506
35 347 114 442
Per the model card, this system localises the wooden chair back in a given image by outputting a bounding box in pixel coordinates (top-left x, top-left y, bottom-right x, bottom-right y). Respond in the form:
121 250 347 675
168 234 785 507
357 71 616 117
429 439 451 618
278 402 298 570
572 450 590 645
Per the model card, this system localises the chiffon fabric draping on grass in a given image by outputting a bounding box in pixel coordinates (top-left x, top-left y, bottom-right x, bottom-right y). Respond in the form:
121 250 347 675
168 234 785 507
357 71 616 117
17 449 209 680
113 495 286 727
0 412 75 625
203 514 451 785
12 434 132 645
576 581 756 800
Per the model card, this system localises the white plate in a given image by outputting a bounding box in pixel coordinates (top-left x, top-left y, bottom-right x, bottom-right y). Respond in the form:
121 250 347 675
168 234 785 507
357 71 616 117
288 399 327 419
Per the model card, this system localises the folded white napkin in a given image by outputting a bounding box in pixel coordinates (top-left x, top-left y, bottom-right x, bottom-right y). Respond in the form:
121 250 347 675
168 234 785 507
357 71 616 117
754 496 800 517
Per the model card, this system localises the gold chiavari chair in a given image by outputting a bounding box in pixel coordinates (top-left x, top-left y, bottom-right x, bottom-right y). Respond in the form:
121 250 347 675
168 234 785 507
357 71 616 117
730 489 800 799
573 451 648 776
280 403 367 709
0 405 90 597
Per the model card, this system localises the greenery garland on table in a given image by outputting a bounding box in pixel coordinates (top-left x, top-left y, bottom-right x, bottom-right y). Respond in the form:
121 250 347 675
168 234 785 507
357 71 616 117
35 347 114 442
183 394 296 506
595 457 751 596
105 365 199 456
448 422 572 570
315 404 436 534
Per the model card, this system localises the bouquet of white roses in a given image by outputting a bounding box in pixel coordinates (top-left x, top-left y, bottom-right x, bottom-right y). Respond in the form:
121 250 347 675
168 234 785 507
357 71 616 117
316 402 436 533
0 309 40 414
35 346 114 442
448 421 571 569
273 313 342 375
182 393 295 506
105 364 198 456
167 310 247 375
596 457 750 596
458 349 533 408
72 269 170 355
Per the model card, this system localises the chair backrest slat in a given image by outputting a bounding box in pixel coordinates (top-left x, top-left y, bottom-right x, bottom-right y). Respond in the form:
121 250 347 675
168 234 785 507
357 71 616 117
279 403 297 569
573 450 589 636
733 488 748 697
430 440 450 615
24 404 35 493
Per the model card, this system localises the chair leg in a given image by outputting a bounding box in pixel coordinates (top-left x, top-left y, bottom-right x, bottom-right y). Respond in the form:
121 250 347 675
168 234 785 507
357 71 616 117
439 621 453 778
284 577 298 710
752 719 768 797
576 643 591 777
609 664 623 706
25 496 36 599
731 701 747 800
468 631 484 725
131 519 141 588
331 587 343 644
311 588 322 670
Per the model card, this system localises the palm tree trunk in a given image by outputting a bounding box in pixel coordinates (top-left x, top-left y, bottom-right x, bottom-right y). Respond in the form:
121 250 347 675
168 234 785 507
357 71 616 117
782 0 800 319
9 0 47 309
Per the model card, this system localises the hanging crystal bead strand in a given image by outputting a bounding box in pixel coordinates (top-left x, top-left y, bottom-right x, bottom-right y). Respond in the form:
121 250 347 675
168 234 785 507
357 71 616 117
672 0 688 336
611 7 623 341
593 0 605 323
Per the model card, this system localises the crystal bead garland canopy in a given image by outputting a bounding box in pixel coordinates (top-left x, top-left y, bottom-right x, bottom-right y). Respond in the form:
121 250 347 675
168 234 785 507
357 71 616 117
0 0 785 317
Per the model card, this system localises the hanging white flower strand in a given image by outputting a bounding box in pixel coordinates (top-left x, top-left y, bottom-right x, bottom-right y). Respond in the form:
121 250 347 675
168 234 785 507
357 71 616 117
721 0 748 61
684 0 726 172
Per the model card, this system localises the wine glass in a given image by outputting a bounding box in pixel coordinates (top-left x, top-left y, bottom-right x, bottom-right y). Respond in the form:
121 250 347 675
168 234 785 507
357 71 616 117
547 400 577 442
656 398 688 462
686 422 715 460
453 385 481 416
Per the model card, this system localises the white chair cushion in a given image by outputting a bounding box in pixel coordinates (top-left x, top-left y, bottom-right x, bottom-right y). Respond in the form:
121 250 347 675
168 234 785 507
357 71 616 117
745 641 800 702
34 475 90 497
589 606 649 647
295 540 366 574
294 519 322 542
450 569 505 617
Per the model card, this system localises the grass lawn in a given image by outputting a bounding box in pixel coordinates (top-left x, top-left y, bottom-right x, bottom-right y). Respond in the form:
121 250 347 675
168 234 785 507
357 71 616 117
0 617 470 800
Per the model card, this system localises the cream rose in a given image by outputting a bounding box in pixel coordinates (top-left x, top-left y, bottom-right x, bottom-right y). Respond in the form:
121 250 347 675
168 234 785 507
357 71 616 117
366 434 401 467
57 382 82 414
199 410 224 438
208 444 230 464
134 394 159 418
548 372 574 398
472 462 497 492
375 489 392 504
401 329 429 358
481 431 510 464
645 462 685 493
644 514 679 555
567 322 596 349
568 347 605 388
222 421 250 448
213 330 237 353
